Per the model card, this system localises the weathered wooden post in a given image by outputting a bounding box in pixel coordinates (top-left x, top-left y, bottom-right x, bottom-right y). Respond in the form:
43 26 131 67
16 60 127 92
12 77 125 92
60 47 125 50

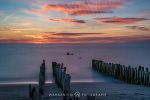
138 66 141 84
127 66 131 83
62 74 71 100
38 60 46 100
57 64 62 88
39 72 44 97
58 64 63 88
145 68 149 86
141 67 144 85
122 66 125 82
55 64 60 84
52 62 57 77
64 74 71 94
92 59 96 69
148 72 150 87
135 68 138 84
131 67 135 84
61 67 66 91
32 87 38 100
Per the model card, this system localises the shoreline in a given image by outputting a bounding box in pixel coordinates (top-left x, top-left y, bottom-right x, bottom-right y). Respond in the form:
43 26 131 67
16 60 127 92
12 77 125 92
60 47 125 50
0 82 149 100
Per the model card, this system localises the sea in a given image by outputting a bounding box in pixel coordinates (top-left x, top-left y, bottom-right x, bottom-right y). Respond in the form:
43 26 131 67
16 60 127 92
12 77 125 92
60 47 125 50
0 43 150 84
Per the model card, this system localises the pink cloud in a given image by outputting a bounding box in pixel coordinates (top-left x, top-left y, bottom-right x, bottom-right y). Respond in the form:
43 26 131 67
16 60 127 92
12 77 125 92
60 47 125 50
127 26 150 31
49 18 86 24
93 17 148 24
43 35 150 43
22 9 46 15
48 32 104 36
41 1 126 16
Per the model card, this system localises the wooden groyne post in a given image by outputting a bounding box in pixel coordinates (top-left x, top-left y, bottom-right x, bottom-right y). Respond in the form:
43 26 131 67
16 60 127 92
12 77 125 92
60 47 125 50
52 62 71 99
92 59 150 87
38 60 46 100
29 84 38 100
28 60 45 100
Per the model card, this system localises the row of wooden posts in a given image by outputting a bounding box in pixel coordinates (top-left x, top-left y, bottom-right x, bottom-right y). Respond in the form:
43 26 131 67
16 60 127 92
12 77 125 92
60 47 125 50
29 60 46 100
92 59 150 87
52 62 71 95
52 62 96 100
28 60 96 100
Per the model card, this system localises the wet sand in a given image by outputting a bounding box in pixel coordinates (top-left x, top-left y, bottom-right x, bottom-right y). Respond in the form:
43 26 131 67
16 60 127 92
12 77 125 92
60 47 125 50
0 82 150 100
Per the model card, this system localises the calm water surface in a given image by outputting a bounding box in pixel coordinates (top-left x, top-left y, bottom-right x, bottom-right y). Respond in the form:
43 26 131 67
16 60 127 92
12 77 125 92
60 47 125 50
0 43 150 84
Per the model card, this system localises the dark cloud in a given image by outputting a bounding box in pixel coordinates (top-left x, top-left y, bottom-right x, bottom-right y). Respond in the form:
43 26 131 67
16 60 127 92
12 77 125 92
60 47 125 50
44 35 150 43
69 10 113 16
127 26 150 31
49 32 104 36
93 17 148 24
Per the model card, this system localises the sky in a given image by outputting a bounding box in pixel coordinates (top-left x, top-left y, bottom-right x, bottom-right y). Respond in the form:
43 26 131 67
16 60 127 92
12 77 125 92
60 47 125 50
0 0 150 44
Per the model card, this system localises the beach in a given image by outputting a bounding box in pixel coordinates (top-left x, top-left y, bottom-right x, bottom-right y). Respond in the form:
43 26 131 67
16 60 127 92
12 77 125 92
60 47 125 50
0 82 150 100
1 0 150 99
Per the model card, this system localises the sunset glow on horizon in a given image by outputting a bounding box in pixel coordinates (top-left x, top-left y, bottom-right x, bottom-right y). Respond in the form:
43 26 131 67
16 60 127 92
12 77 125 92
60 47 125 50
0 0 150 44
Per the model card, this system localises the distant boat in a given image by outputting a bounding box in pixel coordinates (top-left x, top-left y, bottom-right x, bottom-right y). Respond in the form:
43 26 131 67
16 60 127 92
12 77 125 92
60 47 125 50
66 52 74 55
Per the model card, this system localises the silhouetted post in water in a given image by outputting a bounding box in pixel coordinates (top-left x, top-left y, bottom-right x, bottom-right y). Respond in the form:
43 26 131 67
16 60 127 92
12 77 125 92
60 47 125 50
145 68 149 86
61 67 66 91
31 87 37 100
58 63 63 88
39 72 44 98
62 74 71 100
64 74 71 93
138 66 141 85
135 68 138 84
141 66 144 85
128 66 132 83
148 72 150 87
131 67 135 84
39 60 46 100
52 62 57 77
55 64 60 85
92 59 96 69
52 62 72 99
59 64 64 88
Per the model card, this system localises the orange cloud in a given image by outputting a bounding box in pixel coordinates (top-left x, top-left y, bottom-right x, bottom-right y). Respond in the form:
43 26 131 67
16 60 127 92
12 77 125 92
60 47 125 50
0 27 22 33
49 18 86 24
41 1 126 16
69 10 112 16
48 35 150 43
1 33 150 44
93 17 148 24
126 26 150 31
